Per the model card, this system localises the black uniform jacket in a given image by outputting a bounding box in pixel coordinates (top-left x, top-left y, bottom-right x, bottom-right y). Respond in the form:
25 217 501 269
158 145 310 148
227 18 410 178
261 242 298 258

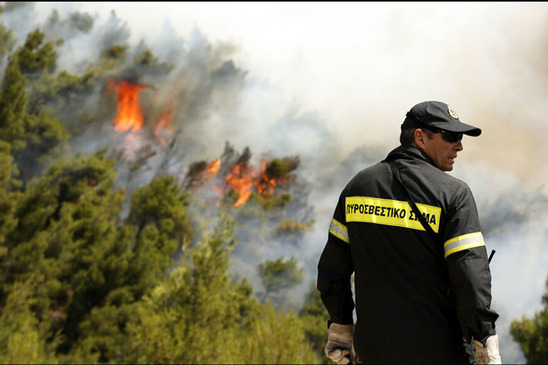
317 145 499 364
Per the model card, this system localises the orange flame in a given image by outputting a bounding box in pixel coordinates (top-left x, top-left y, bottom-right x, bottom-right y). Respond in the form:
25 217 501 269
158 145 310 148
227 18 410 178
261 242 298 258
108 79 148 132
225 162 259 207
185 159 222 191
207 159 225 199
204 159 221 183
256 159 278 199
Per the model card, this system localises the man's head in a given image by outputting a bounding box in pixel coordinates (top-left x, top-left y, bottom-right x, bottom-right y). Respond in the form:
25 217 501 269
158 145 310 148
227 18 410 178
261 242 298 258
400 101 481 172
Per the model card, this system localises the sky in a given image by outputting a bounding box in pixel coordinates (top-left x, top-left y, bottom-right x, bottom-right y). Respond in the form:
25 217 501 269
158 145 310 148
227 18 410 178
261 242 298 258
7 2 548 362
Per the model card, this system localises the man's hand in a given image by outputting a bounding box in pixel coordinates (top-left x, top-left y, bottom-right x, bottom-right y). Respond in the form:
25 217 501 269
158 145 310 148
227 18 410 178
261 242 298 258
474 335 502 364
324 323 354 364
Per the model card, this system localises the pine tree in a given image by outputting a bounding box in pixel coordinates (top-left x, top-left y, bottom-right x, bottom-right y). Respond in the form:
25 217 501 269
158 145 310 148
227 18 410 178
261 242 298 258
258 256 304 305
0 279 59 364
299 283 331 364
0 53 28 151
0 22 15 64
0 32 69 182
92 208 252 363
125 175 194 296
27 69 96 115
1 149 129 354
15 110 70 181
0 141 20 302
116 208 318 364
59 173 194 362
16 28 57 77
510 274 548 363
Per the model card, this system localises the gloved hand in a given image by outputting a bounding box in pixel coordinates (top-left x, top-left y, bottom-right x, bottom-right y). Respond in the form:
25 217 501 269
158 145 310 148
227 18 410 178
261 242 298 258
324 323 354 364
474 335 502 364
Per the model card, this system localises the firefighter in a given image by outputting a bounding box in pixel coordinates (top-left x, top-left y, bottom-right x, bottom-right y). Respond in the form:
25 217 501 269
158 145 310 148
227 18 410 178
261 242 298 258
317 101 501 364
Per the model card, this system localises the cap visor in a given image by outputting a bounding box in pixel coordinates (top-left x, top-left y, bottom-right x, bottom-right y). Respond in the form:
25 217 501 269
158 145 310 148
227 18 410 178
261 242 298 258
431 121 482 136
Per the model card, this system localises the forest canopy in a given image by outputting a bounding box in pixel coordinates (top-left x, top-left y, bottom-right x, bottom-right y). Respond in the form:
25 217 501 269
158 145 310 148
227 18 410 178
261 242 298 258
0 3 328 364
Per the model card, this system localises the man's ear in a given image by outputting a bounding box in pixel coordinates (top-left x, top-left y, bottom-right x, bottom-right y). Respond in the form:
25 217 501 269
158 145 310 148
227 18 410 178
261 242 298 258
414 129 425 147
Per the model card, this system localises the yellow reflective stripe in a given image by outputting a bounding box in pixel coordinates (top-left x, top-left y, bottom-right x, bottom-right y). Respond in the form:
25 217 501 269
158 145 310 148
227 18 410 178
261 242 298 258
329 218 349 244
345 196 441 233
444 232 485 258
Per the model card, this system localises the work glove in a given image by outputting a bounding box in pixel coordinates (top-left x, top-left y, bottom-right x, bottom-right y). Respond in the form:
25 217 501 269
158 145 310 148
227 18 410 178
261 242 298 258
324 323 354 364
474 335 502 364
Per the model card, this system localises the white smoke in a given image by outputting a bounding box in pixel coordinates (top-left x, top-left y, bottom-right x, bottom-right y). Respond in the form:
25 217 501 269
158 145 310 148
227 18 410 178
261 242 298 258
4 2 548 363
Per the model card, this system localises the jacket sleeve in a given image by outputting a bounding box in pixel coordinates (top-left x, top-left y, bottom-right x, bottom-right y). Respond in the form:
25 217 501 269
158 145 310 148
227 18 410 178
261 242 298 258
443 186 499 342
317 192 355 326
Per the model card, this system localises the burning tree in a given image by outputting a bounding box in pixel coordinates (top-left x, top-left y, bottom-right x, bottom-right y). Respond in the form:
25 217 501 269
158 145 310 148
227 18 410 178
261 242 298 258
183 142 298 209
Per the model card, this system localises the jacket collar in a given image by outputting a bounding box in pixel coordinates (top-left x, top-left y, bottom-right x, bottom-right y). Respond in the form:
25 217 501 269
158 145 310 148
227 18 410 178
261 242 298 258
384 145 436 168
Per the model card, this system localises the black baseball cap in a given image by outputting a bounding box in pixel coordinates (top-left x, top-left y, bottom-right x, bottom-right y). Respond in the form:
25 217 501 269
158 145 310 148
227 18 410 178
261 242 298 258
401 101 482 136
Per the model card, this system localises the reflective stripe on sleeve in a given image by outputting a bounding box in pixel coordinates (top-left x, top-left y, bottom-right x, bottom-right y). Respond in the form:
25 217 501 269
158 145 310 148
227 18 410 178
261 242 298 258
444 232 485 258
329 218 350 244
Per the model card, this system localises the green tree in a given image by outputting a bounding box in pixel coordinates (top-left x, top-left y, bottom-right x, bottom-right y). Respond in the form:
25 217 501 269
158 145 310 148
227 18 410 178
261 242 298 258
232 300 319 364
102 44 126 62
299 283 331 364
0 46 69 182
0 53 28 151
0 141 20 301
94 43 128 75
125 174 194 298
133 46 174 76
0 143 198 361
58 174 194 362
27 69 96 114
44 10 94 36
0 22 15 63
258 256 304 305
115 209 317 364
0 279 59 364
96 208 254 363
1 149 128 353
16 28 57 77
68 11 94 33
510 275 548 364
134 48 155 67
14 110 70 182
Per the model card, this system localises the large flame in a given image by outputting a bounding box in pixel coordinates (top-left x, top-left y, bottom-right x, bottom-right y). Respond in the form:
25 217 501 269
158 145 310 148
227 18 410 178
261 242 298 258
106 78 179 162
107 79 148 132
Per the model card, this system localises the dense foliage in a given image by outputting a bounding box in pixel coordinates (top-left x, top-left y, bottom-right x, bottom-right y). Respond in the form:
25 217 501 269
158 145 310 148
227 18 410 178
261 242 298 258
510 277 548 364
0 4 330 364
